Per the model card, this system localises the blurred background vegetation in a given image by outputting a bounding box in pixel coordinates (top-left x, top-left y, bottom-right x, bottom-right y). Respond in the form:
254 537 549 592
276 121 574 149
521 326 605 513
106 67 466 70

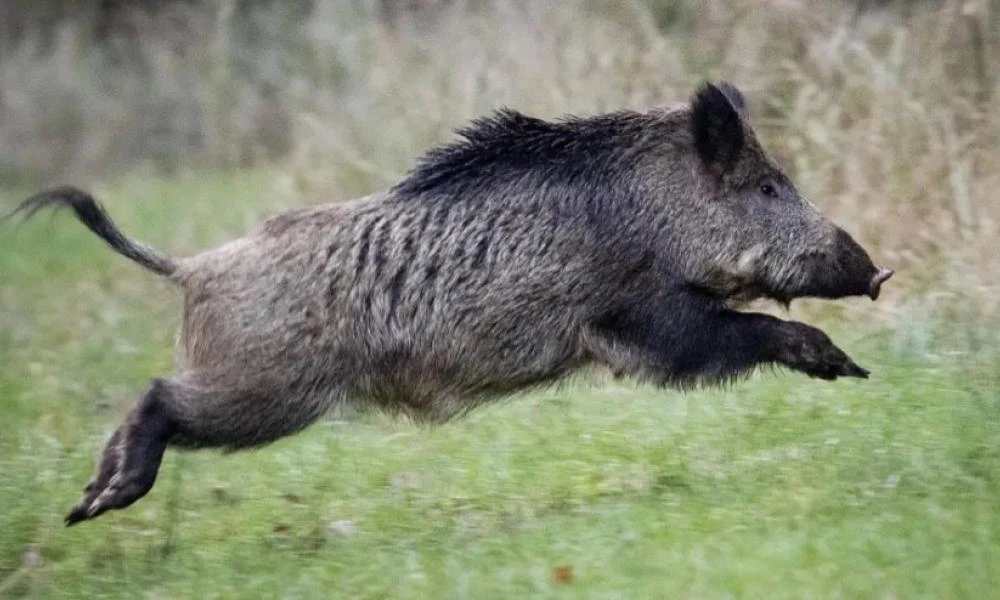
2 0 998 325
1 1 999 597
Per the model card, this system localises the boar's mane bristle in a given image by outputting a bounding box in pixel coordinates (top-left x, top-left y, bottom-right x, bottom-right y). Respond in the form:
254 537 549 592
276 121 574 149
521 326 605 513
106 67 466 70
390 107 655 200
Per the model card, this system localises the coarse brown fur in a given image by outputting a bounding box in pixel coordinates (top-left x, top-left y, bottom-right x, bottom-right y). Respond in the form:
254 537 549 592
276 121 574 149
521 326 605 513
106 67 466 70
9 82 892 525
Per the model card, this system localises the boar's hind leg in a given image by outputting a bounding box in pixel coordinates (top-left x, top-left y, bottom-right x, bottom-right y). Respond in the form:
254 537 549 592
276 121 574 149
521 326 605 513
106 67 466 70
66 378 176 526
66 374 338 526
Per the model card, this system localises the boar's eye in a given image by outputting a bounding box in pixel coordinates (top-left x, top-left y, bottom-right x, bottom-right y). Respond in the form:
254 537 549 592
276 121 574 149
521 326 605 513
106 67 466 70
759 182 778 198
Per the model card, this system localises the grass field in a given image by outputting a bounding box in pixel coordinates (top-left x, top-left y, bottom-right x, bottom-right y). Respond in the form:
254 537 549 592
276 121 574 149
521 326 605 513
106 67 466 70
1 172 998 599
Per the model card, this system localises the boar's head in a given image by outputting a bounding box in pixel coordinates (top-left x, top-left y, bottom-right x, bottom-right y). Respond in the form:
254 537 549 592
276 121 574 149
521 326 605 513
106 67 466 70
654 82 893 306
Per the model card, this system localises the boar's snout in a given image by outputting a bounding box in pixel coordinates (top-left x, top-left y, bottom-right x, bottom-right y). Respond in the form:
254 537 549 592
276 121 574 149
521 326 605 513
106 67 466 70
828 227 893 301
789 226 892 302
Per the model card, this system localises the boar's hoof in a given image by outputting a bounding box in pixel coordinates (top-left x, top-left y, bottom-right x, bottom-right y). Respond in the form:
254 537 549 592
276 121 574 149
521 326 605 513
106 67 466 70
838 360 870 379
803 355 869 381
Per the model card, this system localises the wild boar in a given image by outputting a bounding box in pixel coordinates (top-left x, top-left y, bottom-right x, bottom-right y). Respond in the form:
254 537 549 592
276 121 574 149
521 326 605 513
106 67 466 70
11 81 892 525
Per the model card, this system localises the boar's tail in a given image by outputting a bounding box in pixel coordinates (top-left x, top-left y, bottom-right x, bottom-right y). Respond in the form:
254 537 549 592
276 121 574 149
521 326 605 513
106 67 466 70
9 186 178 277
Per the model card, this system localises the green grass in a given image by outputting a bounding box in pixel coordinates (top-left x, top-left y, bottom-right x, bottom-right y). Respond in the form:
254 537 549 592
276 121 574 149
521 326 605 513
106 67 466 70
1 173 998 599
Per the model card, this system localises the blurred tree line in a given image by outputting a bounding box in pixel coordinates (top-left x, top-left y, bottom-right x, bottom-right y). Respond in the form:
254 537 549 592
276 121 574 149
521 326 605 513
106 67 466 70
0 0 977 52
0 0 994 185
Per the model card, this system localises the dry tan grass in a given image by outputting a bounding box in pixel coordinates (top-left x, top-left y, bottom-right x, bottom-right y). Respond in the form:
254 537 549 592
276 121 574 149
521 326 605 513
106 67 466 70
1 0 997 323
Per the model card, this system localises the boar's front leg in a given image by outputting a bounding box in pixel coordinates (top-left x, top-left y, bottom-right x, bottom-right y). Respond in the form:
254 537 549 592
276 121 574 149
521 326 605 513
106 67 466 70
764 318 869 380
585 293 868 385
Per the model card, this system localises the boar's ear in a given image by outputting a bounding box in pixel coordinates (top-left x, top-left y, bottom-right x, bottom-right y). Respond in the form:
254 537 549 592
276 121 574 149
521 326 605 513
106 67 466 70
691 81 745 172
716 82 747 117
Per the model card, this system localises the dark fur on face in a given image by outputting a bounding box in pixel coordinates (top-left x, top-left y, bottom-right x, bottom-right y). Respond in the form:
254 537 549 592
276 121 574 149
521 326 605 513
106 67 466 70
10 81 892 526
